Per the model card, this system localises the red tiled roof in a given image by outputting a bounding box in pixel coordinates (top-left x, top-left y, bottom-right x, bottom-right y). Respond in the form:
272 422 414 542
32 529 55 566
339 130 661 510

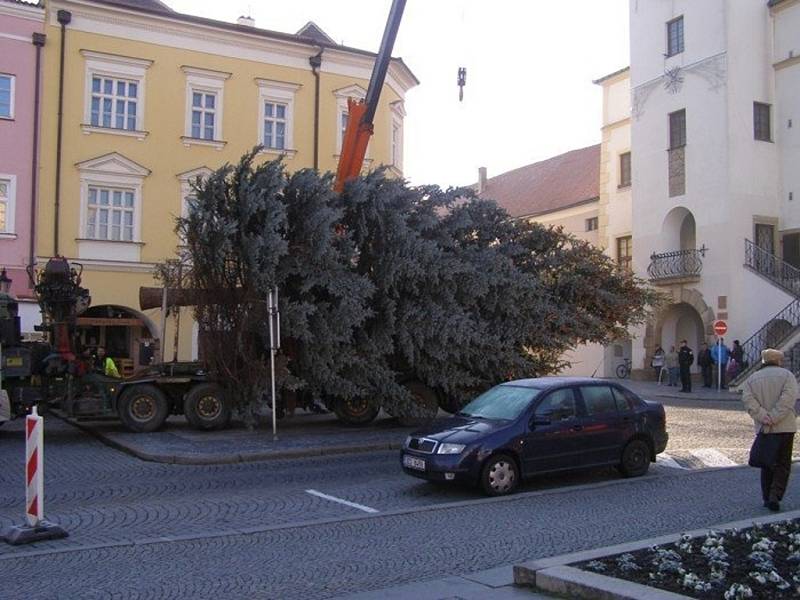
477 144 600 219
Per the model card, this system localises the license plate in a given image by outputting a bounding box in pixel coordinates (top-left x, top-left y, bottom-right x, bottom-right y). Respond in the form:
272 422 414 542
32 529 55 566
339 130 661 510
403 454 426 471
5 357 23 367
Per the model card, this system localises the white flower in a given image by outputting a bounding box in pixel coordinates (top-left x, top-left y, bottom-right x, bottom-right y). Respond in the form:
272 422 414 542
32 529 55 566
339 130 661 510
749 571 766 585
724 583 754 599
752 538 777 553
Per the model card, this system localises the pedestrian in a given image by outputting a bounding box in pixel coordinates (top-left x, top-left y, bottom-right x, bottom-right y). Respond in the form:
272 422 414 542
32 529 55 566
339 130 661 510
94 347 121 378
678 339 694 393
732 339 746 371
652 346 665 383
710 337 731 388
665 346 679 387
741 348 798 512
698 342 713 388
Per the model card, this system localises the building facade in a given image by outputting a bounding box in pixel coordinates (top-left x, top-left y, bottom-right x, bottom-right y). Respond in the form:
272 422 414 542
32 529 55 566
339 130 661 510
36 0 417 371
628 0 800 381
0 0 44 331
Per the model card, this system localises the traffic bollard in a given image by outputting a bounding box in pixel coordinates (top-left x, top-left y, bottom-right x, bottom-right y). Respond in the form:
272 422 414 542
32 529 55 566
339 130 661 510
2 406 68 545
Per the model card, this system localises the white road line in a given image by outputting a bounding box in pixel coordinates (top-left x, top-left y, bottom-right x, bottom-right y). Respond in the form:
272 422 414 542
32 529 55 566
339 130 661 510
305 489 379 514
690 448 738 468
656 453 687 470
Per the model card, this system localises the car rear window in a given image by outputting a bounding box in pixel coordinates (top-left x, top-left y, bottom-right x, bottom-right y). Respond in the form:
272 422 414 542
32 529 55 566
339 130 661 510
579 386 618 416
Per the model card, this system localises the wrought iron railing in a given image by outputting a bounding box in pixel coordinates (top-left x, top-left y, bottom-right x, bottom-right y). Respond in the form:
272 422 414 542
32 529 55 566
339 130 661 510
647 246 706 282
744 238 800 296
731 297 800 386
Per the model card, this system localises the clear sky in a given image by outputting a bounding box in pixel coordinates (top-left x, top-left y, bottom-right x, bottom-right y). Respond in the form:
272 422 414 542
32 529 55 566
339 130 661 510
166 1 630 188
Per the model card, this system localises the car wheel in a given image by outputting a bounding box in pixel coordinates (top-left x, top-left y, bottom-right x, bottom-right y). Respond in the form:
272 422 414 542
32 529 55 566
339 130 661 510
333 397 380 426
184 383 231 430
117 384 169 433
618 439 651 478
480 454 519 496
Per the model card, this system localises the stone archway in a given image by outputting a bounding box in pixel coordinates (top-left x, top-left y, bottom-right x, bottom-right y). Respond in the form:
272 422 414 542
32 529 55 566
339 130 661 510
642 287 715 368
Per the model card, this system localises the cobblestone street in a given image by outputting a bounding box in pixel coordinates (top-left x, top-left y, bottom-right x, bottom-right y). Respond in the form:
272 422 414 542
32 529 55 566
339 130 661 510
1 397 798 599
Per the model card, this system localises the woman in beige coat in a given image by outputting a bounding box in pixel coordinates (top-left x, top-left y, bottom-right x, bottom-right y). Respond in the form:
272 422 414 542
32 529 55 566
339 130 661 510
741 348 799 511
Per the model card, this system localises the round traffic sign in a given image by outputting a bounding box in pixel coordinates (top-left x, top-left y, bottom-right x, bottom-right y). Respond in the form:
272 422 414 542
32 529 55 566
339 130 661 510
713 320 728 336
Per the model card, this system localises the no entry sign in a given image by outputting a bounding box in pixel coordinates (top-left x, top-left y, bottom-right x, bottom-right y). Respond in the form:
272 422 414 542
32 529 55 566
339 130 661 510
713 320 728 336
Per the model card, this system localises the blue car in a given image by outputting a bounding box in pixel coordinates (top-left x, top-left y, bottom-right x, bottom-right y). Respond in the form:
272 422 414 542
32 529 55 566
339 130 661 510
400 377 668 496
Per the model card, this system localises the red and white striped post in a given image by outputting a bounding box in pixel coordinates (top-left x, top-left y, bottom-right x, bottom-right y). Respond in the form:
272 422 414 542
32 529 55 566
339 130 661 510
25 405 44 527
2 405 67 545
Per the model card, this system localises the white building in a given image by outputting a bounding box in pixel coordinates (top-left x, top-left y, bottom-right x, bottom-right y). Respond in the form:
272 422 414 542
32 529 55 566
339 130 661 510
627 0 800 381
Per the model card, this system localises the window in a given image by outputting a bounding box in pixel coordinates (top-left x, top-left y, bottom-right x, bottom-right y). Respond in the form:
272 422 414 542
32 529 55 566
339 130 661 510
611 387 635 412
391 123 401 166
76 152 149 261
754 102 771 142
82 51 152 137
0 175 16 234
182 67 229 146
390 100 405 170
669 109 686 149
585 217 599 232
86 186 135 241
617 236 632 272
666 16 684 57
256 79 300 156
619 152 631 187
534 388 576 421
334 84 367 155
0 74 14 119
579 386 618 416
264 101 287 149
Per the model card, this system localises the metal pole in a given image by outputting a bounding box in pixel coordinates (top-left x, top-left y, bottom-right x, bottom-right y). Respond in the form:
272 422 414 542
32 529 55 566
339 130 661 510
717 338 722 391
268 289 278 441
159 287 168 363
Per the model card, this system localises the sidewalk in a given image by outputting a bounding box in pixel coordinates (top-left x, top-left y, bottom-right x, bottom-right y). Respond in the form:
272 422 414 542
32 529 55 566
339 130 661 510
62 410 415 465
614 378 740 403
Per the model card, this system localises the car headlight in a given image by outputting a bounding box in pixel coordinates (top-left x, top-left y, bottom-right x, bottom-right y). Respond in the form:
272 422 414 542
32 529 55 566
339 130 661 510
437 443 466 455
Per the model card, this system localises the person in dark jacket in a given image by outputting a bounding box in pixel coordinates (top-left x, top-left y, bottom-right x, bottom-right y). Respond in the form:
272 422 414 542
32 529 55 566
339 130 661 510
698 342 713 388
678 339 694 393
732 339 745 373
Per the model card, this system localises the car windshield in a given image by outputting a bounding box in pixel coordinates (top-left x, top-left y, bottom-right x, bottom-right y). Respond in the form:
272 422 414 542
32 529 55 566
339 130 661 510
458 385 540 421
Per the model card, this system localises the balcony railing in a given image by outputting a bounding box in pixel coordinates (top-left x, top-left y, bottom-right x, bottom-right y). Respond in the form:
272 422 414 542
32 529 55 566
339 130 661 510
744 238 800 297
647 246 706 283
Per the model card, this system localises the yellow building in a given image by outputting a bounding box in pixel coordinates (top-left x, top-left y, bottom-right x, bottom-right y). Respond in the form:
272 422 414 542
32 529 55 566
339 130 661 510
37 0 417 370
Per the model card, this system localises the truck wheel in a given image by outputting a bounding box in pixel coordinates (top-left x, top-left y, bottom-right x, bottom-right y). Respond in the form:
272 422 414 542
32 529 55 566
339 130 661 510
184 384 231 431
333 397 379 426
397 381 439 426
117 384 169 433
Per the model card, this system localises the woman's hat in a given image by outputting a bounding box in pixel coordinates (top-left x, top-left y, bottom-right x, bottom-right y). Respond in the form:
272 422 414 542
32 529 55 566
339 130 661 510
761 348 784 365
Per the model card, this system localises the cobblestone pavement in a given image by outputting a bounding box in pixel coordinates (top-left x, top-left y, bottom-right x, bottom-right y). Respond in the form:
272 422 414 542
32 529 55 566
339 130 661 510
0 397 797 599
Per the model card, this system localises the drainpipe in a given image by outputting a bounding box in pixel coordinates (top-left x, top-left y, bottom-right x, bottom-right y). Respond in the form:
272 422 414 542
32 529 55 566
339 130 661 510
54 10 71 257
29 32 46 286
309 49 323 170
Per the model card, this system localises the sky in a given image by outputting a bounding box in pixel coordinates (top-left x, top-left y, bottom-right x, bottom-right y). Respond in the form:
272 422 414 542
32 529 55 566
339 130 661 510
166 1 630 188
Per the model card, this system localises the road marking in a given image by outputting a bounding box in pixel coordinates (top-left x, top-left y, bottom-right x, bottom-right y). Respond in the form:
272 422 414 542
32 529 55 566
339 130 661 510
305 489 379 514
656 453 687 470
690 448 738 468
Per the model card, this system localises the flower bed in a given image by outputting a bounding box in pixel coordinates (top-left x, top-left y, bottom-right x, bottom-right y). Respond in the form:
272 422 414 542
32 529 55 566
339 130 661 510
576 519 800 599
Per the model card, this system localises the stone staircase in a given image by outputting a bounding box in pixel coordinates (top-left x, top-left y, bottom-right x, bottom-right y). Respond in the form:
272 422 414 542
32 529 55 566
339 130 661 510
731 240 800 389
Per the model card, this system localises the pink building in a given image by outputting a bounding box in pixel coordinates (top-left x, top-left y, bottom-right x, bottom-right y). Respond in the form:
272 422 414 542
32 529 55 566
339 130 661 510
0 0 44 330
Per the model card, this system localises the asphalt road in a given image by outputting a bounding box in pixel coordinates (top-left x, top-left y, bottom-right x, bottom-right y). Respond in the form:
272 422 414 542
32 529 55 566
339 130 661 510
0 398 797 599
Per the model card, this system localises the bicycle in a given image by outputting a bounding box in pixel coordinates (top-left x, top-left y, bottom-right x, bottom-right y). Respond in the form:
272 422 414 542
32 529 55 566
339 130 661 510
616 358 632 379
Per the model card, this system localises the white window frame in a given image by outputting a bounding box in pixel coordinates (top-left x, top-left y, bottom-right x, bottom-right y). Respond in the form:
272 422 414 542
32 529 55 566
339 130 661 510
389 100 406 172
0 174 17 236
0 74 15 120
76 153 150 262
177 167 212 245
182 67 230 149
256 79 301 157
85 185 137 243
81 50 152 139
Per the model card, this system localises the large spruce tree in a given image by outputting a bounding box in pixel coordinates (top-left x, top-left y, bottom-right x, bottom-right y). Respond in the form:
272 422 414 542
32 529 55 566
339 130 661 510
175 150 657 421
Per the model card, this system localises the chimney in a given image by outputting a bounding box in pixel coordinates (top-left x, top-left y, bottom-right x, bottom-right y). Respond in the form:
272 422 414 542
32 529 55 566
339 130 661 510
237 15 255 27
478 166 488 194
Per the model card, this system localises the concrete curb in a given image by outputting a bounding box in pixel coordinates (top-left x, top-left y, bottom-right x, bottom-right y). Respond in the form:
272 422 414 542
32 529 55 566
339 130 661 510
58 413 404 465
514 508 800 599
